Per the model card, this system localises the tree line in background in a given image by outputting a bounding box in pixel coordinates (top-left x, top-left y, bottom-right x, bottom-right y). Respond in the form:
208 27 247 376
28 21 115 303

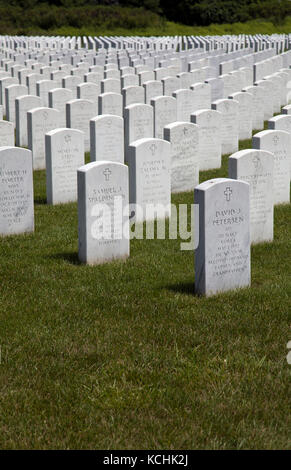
0 0 290 34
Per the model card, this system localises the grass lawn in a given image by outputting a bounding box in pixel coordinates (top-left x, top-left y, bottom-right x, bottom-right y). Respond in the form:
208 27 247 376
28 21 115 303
51 16 291 38
0 122 290 449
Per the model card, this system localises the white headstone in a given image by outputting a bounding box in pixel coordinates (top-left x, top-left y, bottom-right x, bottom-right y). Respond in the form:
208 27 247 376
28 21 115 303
5 84 28 125
282 104 291 115
15 94 42 147
0 77 18 113
143 80 163 104
191 109 222 170
27 107 62 170
173 89 195 121
90 114 124 163
212 99 239 154
242 85 264 130
190 82 211 112
78 161 129 264
36 80 57 107
195 178 250 296
0 147 34 235
268 114 291 135
45 128 84 205
124 103 153 161
122 85 145 108
162 76 181 96
164 122 199 193
66 99 98 152
151 95 177 139
101 78 120 94
128 138 171 222
0 120 14 146
98 92 122 117
77 82 100 102
229 149 274 244
253 130 290 204
229 91 252 140
48 87 73 126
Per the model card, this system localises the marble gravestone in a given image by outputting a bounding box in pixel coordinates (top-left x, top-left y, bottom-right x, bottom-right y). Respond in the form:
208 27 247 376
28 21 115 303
98 92 122 117
77 82 100 102
15 95 42 147
45 128 84 205
101 78 120 94
162 76 181 96
282 104 291 115
62 75 82 96
36 80 57 107
0 76 18 113
143 80 163 105
268 114 291 135
242 85 264 130
164 122 199 193
263 75 281 113
191 109 222 170
78 161 129 264
229 149 274 244
253 130 290 204
190 82 211 112
173 89 195 121
0 105 2 120
254 79 274 120
229 91 252 140
122 85 145 109
195 178 250 296
90 115 124 163
128 138 171 222
27 107 62 170
0 147 34 235
124 103 153 161
0 120 14 146
48 88 73 126
66 99 98 152
5 84 28 125
121 74 139 89
151 96 177 139
212 99 239 155
206 77 224 102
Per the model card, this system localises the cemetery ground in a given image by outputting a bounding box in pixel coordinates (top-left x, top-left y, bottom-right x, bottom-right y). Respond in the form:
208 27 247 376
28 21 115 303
0 129 290 449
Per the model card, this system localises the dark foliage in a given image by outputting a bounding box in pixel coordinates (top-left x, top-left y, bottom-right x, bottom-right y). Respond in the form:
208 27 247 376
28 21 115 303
0 1 290 34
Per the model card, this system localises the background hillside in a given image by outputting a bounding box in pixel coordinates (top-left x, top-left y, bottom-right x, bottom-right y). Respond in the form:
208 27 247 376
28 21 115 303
0 1 291 36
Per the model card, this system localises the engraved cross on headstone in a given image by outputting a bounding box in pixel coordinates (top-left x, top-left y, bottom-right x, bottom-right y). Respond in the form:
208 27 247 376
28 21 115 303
273 135 279 146
252 155 260 168
103 167 111 181
224 186 232 202
149 143 157 155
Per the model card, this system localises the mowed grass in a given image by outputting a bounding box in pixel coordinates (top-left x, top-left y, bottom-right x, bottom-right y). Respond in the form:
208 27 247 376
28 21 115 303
0 124 290 449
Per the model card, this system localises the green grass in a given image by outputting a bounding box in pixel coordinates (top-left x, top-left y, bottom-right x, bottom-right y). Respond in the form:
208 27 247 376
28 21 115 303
0 120 290 449
48 17 291 38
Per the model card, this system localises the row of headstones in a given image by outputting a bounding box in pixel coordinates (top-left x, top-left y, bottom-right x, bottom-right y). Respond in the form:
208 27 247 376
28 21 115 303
0 104 289 243
0 143 286 299
0 47 289 147
0 42 289 151
0 46 285 101
1 33 290 53
0 41 286 104
0 67 289 180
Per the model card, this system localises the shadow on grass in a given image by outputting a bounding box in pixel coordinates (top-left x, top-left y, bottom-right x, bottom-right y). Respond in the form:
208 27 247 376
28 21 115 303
51 251 81 265
34 197 47 205
166 281 196 296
